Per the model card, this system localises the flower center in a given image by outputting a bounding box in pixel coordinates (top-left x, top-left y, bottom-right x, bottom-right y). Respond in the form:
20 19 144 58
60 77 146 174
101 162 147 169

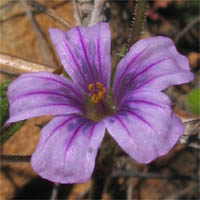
88 82 106 104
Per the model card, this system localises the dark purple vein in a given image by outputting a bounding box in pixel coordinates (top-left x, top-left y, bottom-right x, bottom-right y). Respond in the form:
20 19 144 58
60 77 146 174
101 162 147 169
44 116 77 145
62 35 88 87
120 100 165 110
125 58 169 89
114 44 150 94
88 123 97 141
118 109 154 132
115 59 169 105
10 90 82 107
97 23 102 83
133 70 185 91
20 75 84 99
62 120 89 175
113 115 138 148
76 27 96 82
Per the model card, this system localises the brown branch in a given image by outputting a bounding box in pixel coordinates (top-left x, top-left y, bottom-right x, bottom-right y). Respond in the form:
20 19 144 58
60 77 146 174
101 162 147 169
111 170 197 181
163 183 198 200
0 1 68 24
0 53 54 75
72 0 82 25
28 0 73 28
89 0 108 26
175 16 200 44
20 0 53 67
50 183 59 200
0 155 31 163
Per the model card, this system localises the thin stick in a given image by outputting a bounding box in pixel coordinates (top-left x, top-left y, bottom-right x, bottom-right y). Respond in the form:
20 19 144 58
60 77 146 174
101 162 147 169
112 170 197 181
0 0 17 12
0 53 53 74
50 183 59 200
89 0 106 26
0 155 31 163
163 183 198 200
127 178 134 200
73 0 82 25
1 1 68 24
28 0 72 28
175 16 200 44
20 0 52 67
0 69 17 76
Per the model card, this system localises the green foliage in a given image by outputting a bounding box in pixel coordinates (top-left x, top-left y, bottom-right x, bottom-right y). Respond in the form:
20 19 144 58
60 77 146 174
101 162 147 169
0 80 26 146
185 88 200 115
0 80 11 98
0 121 25 146
0 80 11 126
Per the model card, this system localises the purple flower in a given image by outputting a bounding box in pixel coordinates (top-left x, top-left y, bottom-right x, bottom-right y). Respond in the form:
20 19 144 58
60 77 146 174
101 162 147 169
7 23 193 184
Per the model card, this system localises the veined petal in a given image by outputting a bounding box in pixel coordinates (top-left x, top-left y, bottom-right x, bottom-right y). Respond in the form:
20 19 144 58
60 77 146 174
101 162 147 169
114 36 194 104
105 91 183 163
31 114 105 183
49 23 111 92
7 72 86 123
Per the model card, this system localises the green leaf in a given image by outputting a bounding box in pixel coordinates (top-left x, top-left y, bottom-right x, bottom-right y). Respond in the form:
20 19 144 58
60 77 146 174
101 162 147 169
0 80 11 126
0 98 9 127
0 121 26 146
0 80 26 146
185 88 200 115
0 80 11 98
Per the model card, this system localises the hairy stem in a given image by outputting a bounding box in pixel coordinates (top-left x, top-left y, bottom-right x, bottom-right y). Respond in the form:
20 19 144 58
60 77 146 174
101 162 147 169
126 0 148 52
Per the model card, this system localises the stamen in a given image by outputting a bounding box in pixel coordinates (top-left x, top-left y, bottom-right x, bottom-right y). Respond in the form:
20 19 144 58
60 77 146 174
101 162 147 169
88 82 106 104
88 83 94 91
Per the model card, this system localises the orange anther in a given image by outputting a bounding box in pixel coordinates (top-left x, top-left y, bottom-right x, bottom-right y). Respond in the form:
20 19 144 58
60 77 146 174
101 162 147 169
88 83 94 91
88 82 106 104
96 82 104 89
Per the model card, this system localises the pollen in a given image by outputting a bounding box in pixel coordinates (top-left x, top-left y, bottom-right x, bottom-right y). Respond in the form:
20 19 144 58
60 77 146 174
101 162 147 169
88 82 106 104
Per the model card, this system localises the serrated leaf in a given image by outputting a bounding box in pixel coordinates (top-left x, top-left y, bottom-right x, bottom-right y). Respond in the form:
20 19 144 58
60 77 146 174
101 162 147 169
185 88 200 115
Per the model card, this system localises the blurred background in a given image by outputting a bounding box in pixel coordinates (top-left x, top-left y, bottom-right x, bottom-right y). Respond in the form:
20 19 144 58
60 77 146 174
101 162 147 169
0 0 199 199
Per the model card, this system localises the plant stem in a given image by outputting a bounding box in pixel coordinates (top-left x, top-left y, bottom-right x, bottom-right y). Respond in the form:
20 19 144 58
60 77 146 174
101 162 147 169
126 0 148 52
28 0 73 29
0 154 31 162
89 134 116 200
90 171 108 200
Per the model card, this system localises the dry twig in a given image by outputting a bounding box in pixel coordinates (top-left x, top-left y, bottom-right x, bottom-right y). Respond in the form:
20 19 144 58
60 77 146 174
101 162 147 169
89 0 107 26
163 183 199 200
0 53 54 75
0 1 68 24
50 183 59 200
0 155 31 163
72 0 83 25
112 170 197 181
20 0 53 67
28 0 73 28
73 0 109 26
175 16 200 44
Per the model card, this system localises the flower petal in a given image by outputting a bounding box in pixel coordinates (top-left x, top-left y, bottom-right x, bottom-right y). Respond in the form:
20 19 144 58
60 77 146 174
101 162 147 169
114 36 194 104
7 72 86 123
105 90 183 163
31 114 105 183
49 23 111 92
